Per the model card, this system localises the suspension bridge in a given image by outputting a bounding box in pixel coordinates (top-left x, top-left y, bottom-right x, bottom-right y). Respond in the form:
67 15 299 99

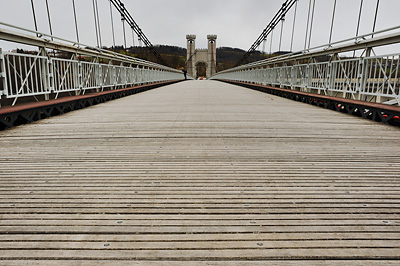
0 0 400 265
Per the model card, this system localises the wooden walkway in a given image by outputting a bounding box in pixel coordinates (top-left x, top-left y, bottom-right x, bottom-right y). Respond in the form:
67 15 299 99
0 80 400 265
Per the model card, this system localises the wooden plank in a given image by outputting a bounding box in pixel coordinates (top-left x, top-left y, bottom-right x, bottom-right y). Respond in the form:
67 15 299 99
1 232 399 241
0 219 397 226
1 213 399 220
2 240 400 249
1 225 399 234
1 248 400 259
1 261 399 266
0 80 400 264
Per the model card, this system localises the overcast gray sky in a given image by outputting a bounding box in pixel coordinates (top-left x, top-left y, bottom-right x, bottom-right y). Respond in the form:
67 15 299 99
0 0 399 53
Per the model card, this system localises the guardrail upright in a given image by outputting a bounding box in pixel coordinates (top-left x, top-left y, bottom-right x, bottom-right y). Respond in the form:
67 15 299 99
0 48 7 103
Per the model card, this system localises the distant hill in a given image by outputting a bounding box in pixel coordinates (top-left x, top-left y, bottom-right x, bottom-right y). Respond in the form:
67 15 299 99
15 44 285 72
109 45 275 71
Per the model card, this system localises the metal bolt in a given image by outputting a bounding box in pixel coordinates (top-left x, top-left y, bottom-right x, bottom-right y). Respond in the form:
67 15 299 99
104 243 110 247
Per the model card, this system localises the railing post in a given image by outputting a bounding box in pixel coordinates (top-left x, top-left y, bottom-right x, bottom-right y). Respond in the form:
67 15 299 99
328 55 338 97
356 58 365 101
290 65 294 90
327 61 333 96
0 48 8 101
98 64 103 90
48 57 54 94
112 64 116 89
39 48 51 100
78 61 84 93
305 64 310 92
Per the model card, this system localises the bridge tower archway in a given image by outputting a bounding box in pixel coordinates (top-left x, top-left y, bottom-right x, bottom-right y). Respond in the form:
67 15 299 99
186 34 217 79
195 61 207 79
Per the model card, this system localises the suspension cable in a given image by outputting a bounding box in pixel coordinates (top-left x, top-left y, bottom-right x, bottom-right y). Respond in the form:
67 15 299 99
122 15 127 49
372 0 380 37
307 0 316 49
95 0 102 47
45 0 53 40
30 0 39 36
262 38 266 54
109 0 116 48
71 0 80 43
132 28 135 47
236 0 297 66
329 0 337 44
304 0 312 50
109 0 168 66
92 0 100 47
290 0 298 52
279 16 285 52
353 0 364 57
355 0 364 37
269 28 274 56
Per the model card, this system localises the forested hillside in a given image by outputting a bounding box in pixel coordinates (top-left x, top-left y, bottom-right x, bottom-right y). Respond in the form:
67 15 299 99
109 45 272 71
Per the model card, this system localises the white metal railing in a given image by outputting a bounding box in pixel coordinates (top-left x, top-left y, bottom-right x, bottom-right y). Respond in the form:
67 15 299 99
0 23 187 106
211 54 400 105
0 50 184 105
210 26 400 106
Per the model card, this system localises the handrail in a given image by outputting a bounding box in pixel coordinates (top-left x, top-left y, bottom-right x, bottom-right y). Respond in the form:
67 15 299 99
0 22 179 72
210 25 400 107
0 23 189 107
217 25 400 74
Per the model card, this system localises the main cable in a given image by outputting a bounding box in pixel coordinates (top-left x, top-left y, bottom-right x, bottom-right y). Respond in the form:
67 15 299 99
236 0 297 66
109 0 168 66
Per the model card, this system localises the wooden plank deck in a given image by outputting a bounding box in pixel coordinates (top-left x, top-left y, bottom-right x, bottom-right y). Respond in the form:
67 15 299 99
0 80 399 265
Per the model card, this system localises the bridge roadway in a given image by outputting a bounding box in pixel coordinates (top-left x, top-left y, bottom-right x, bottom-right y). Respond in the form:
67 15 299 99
0 80 400 265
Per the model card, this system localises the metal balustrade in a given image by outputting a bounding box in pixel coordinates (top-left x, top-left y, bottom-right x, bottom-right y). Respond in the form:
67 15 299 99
0 49 184 105
211 27 400 106
212 54 400 106
0 23 187 106
2 52 49 100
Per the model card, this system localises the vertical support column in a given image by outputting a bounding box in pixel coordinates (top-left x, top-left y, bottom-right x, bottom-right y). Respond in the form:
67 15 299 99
72 53 82 95
291 61 298 90
356 58 365 100
207 35 217 78
327 61 332 96
329 53 339 97
112 63 116 89
186 35 196 78
98 61 103 91
364 48 380 103
0 48 8 101
78 61 85 93
39 48 51 100
305 63 310 93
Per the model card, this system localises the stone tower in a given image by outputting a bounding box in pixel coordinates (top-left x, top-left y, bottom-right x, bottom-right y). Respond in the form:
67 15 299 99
186 34 196 78
207 35 217 78
185 34 217 78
